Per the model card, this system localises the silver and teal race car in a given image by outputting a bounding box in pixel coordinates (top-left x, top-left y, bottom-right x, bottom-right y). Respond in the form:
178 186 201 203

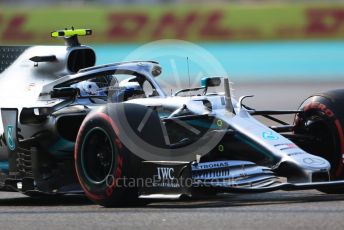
1 29 344 207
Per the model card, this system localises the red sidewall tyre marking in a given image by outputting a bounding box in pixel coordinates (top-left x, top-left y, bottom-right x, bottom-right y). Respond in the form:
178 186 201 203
74 112 123 201
303 102 344 178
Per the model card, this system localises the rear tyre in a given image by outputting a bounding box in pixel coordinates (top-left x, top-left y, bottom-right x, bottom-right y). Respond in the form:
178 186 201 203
294 90 344 194
74 107 140 207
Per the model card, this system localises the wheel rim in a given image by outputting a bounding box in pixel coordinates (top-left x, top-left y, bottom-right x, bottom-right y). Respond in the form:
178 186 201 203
80 127 115 184
302 114 339 175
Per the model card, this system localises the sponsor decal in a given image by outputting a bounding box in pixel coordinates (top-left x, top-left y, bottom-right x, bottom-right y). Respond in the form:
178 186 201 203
287 152 304 156
6 125 15 151
2 7 344 43
192 161 230 170
156 167 174 180
218 144 224 152
274 143 297 151
262 131 279 140
193 169 232 180
303 157 326 165
153 167 180 188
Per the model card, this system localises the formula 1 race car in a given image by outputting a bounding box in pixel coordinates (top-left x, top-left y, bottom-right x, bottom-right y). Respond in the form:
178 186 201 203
1 29 344 207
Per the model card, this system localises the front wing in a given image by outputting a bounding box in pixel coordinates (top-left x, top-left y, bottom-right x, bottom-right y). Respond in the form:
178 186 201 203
138 160 344 199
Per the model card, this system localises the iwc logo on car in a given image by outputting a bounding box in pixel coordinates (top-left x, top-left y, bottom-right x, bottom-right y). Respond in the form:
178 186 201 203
156 167 174 180
154 167 180 188
6 125 15 151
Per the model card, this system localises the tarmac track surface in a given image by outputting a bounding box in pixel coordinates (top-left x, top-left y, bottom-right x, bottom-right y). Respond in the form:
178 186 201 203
1 82 344 230
0 190 344 230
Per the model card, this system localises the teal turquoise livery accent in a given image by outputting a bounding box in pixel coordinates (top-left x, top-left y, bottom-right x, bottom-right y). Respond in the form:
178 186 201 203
0 161 9 171
262 131 279 141
201 77 208 88
48 138 75 156
6 125 15 151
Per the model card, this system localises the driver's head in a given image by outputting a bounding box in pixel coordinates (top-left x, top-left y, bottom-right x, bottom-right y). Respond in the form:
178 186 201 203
112 81 145 102
72 75 115 97
74 81 106 96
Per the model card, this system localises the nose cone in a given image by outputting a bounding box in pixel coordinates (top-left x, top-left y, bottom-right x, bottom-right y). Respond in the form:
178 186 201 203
290 153 331 172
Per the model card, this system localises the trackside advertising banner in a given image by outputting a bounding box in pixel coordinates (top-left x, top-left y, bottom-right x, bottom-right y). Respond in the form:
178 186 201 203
1 5 344 44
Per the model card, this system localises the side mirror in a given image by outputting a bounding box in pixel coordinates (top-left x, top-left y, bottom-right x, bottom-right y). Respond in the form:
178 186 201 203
50 87 79 98
201 77 222 88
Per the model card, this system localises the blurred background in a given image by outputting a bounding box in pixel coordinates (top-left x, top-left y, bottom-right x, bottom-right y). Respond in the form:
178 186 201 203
0 0 344 113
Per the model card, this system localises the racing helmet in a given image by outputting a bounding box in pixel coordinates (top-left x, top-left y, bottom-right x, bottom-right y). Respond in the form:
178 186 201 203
73 81 106 97
73 75 115 97
112 81 146 102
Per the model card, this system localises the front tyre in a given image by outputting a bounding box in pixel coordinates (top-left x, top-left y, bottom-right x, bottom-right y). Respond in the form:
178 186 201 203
294 90 344 194
74 109 139 207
